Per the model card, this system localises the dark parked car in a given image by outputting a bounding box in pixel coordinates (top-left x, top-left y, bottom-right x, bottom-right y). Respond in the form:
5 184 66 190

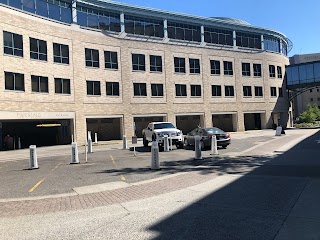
184 127 231 149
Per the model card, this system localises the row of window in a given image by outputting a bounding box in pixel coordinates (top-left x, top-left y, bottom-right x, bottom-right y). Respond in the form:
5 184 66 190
0 1 288 55
4 71 284 98
4 72 70 94
3 31 284 78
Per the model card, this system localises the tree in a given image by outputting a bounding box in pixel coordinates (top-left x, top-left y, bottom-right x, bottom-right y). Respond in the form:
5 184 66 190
299 104 320 123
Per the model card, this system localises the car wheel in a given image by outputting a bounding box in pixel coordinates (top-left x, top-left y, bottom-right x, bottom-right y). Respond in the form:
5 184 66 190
143 136 148 147
183 138 189 149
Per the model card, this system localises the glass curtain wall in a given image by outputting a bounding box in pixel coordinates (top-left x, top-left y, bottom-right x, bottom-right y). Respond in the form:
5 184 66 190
204 27 233 46
167 22 201 42
264 36 280 53
124 15 164 38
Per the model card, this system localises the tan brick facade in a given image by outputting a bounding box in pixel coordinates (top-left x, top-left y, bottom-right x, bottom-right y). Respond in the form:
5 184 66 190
0 6 290 145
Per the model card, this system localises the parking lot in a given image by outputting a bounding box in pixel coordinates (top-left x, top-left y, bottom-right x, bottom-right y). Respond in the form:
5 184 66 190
0 129 314 200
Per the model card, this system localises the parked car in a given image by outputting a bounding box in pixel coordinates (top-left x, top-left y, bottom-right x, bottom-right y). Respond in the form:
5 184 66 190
184 127 231 149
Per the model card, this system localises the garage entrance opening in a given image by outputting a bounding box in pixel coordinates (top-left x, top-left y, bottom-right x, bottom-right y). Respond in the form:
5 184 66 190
244 113 261 130
134 116 165 138
1 120 72 150
212 114 235 132
176 115 204 135
87 118 122 141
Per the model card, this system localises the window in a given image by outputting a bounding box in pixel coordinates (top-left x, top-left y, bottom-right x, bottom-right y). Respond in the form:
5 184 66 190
133 83 147 96
311 98 314 102
151 84 163 97
150 55 162 72
31 75 48 93
204 27 233 46
104 51 118 69
30 37 47 61
210 60 220 75
254 86 263 97
55 78 70 94
175 84 187 97
191 85 201 97
225 86 234 97
253 64 262 77
174 57 186 73
85 48 99 67
279 87 283 97
124 15 164 38
277 66 282 78
243 86 252 97
167 22 201 42
4 71 24 91
223 61 233 75
106 82 119 96
86 80 101 95
242 63 251 76
77 6 120 32
236 32 261 49
269 65 276 78
3 31 23 57
132 54 145 71
270 87 277 97
53 43 69 64
189 58 200 74
212 85 221 97
264 36 280 53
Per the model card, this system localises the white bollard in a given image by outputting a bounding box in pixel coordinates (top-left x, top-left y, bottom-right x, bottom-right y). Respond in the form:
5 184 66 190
85 140 88 163
169 134 173 151
123 135 127 150
210 135 219 155
94 133 98 144
88 131 91 141
29 145 39 169
88 138 93 153
151 140 160 170
275 126 282 136
164 135 169 152
194 135 203 160
70 142 80 164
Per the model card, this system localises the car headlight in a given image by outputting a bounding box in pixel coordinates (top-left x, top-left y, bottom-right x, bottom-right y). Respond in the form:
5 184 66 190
177 131 182 136
157 133 164 137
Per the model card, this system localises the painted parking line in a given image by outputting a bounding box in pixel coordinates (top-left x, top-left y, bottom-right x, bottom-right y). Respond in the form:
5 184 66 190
110 154 126 182
28 161 63 193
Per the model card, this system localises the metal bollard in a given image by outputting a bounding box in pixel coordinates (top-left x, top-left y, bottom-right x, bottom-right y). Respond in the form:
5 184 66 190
169 134 173 151
210 135 219 155
70 142 80 164
88 131 91 141
151 140 160 170
164 135 169 152
94 133 98 144
29 145 39 169
88 138 93 153
194 135 203 160
123 135 127 150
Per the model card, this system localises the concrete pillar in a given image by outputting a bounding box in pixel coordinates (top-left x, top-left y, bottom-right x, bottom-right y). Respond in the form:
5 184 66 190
164 19 168 39
261 35 264 50
72 0 77 24
232 114 238 132
233 31 236 48
201 25 205 44
237 111 245 131
120 12 125 33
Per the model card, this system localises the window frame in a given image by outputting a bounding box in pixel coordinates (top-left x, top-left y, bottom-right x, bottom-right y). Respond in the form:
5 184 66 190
253 63 262 77
277 66 282 78
85 48 100 68
150 55 162 72
189 58 200 74
175 84 187 97
54 78 71 94
242 63 251 77
30 37 47 61
212 85 222 97
270 87 277 97
31 75 49 93
190 84 201 97
86 80 101 96
243 86 252 97
174 57 186 73
133 82 147 96
254 86 263 97
3 31 24 57
269 65 276 78
106 81 120 96
223 61 233 76
225 85 234 97
210 60 220 75
132 54 146 71
104 51 118 70
4 71 25 91
151 83 164 97
53 43 69 64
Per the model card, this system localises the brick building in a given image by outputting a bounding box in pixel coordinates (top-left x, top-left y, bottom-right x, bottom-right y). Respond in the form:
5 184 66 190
0 0 291 148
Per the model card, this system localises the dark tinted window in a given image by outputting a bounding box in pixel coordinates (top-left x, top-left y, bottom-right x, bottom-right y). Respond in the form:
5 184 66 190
253 64 261 77
204 27 233 46
30 37 47 61
55 78 70 94
124 15 164 38
271 87 277 97
168 22 201 42
53 43 69 64
254 86 263 97
85 48 99 68
236 32 261 49
132 54 145 71
277 66 282 78
4 71 25 91
175 84 187 97
151 84 163 96
31 75 49 93
223 61 233 75
106 82 120 96
243 86 252 97
150 55 162 72
86 80 101 95
242 63 251 76
225 86 234 97
212 85 221 96
133 83 147 96
104 51 118 69
210 60 220 75
3 31 23 57
174 57 185 73
191 84 201 96
189 58 200 74
269 65 276 78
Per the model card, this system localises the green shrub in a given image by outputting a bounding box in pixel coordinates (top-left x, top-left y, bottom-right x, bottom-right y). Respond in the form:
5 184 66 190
299 104 320 123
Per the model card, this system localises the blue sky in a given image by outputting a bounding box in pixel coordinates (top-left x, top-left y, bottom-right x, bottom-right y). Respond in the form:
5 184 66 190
115 0 320 57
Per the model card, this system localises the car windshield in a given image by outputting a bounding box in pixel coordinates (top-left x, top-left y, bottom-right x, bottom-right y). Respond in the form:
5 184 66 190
154 123 175 129
206 128 224 134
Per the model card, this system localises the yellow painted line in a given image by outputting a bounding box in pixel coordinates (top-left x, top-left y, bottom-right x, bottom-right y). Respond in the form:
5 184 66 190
28 179 45 193
121 175 126 182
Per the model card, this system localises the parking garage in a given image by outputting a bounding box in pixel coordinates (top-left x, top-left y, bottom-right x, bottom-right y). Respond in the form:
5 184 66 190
134 115 166 138
176 114 204 135
0 111 74 150
212 113 237 132
244 112 265 130
86 116 122 141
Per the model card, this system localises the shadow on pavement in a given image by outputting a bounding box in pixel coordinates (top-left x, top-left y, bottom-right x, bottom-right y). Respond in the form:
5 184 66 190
141 130 320 239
